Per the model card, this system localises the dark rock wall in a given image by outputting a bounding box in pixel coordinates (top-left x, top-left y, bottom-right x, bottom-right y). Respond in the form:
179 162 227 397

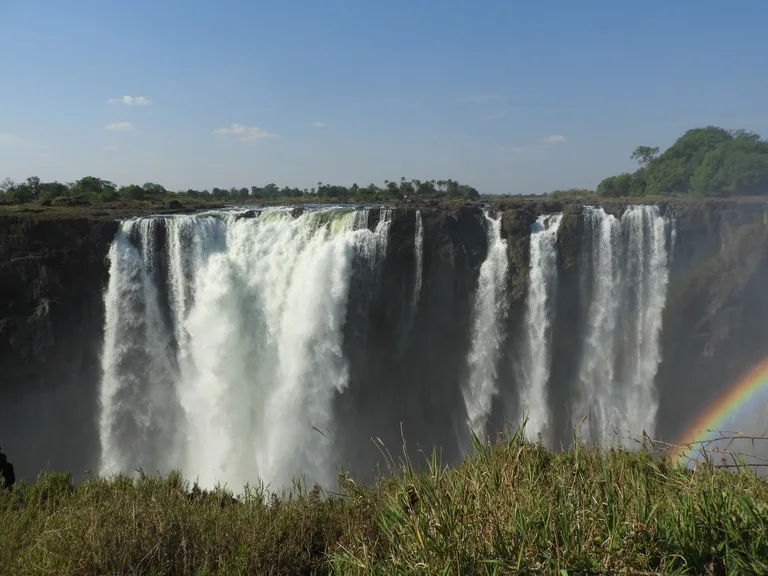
0 215 118 479
337 207 489 478
655 204 768 442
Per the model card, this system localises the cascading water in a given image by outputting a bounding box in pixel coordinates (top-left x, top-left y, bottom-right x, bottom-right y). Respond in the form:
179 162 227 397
519 214 562 442
574 207 620 443
99 219 181 475
413 210 424 309
98 207 392 490
574 205 672 446
96 202 680 490
462 211 509 444
620 206 670 442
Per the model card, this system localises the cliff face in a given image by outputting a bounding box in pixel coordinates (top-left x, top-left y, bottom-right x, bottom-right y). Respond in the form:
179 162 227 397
655 204 768 441
336 206 489 475
1 201 767 480
0 214 117 476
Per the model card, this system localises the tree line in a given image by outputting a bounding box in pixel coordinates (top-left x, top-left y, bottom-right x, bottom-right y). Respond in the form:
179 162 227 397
595 126 768 197
0 176 479 205
3 125 766 205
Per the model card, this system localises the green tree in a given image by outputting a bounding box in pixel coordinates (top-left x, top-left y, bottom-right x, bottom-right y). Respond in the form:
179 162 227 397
0 178 15 200
367 183 382 197
630 146 660 168
71 176 117 201
398 179 415 196
263 183 279 199
596 173 632 197
119 185 144 200
26 176 41 199
457 184 480 199
8 184 33 203
645 126 733 195
729 129 761 143
39 181 69 201
691 138 768 196
142 182 167 197
385 180 400 197
416 180 435 196
629 168 648 197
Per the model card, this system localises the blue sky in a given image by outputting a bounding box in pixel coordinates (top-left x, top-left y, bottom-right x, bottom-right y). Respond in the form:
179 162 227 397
1 0 767 195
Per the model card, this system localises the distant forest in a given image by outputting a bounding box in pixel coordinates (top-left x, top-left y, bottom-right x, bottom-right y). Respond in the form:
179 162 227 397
2 126 767 205
0 176 480 205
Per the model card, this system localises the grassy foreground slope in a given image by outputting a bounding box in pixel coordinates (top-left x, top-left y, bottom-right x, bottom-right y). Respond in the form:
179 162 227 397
1 432 767 575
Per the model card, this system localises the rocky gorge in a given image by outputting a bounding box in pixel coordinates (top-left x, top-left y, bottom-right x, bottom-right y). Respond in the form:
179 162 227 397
1 199 767 485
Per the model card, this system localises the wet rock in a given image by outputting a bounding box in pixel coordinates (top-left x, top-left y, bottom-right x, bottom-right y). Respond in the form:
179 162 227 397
234 209 259 221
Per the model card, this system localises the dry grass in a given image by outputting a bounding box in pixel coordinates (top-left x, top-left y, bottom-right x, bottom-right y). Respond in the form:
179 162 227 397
1 429 767 575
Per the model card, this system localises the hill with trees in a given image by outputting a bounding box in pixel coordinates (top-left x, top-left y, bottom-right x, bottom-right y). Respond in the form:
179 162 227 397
596 126 768 198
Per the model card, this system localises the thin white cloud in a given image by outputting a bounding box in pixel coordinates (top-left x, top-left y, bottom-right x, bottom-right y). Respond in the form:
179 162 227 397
107 95 152 106
310 121 328 128
499 145 545 153
0 133 22 147
542 134 567 143
213 123 276 141
104 145 118 151
105 122 136 132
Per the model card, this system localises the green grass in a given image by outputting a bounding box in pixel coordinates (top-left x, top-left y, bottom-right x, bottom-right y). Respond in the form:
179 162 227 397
2 430 767 575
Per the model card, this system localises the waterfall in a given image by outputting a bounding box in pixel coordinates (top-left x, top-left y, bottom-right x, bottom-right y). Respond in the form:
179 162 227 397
462 211 509 443
98 207 392 489
97 203 677 488
99 219 181 475
574 205 671 446
413 210 424 309
621 206 670 442
519 214 562 441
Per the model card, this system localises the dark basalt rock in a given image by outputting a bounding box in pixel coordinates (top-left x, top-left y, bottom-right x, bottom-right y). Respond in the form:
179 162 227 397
234 209 259 221
0 214 118 478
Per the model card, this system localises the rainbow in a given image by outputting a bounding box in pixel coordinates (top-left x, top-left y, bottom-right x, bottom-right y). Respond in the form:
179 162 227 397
674 355 768 464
